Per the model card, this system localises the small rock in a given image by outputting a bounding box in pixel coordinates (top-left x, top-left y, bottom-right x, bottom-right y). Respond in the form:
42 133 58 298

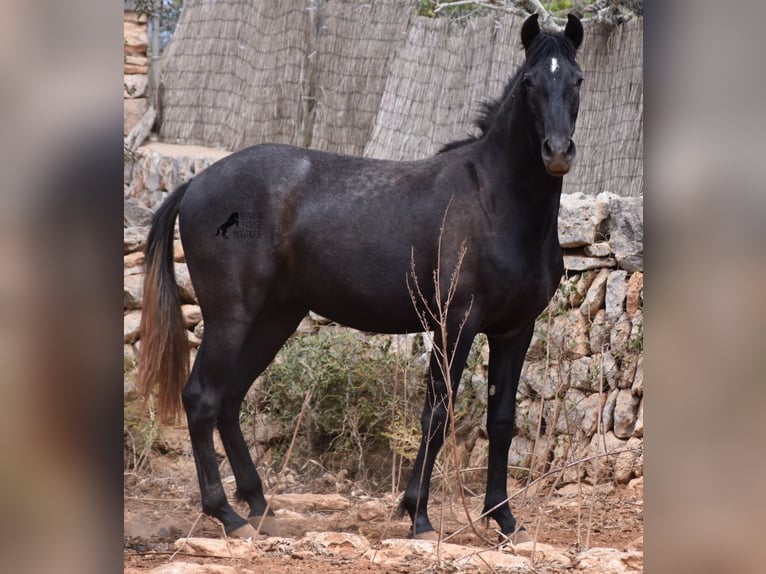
578 392 605 436
124 273 144 309
631 354 643 396
124 74 148 98
605 270 628 321
633 398 643 438
124 97 149 136
614 436 643 484
618 353 639 389
269 493 351 513
131 563 244 574
173 537 255 559
613 389 640 438
124 226 149 254
580 268 610 318
174 241 185 262
181 304 202 327
610 313 632 352
564 255 617 272
625 271 643 317
589 310 611 353
301 531 371 554
573 270 597 307
124 310 142 343
574 546 643 573
124 198 153 227
511 541 572 567
548 311 590 359
558 192 610 248
569 356 594 391
357 500 388 521
124 251 145 269
586 431 626 483
606 194 643 272
601 351 619 389
174 263 197 303
584 241 612 257
601 389 619 433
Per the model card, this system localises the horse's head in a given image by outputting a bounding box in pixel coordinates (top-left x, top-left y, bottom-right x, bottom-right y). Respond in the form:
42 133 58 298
520 14 584 177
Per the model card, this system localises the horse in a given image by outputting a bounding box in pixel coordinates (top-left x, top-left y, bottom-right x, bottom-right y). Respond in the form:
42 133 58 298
138 13 584 542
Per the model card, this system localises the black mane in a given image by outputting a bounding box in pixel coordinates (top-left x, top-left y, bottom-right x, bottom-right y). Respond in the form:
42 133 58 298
439 31 578 153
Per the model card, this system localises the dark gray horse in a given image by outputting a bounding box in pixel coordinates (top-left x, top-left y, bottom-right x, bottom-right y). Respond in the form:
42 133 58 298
138 13 584 542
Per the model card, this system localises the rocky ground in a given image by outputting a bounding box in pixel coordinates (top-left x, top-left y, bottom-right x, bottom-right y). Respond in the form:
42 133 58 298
124 433 643 573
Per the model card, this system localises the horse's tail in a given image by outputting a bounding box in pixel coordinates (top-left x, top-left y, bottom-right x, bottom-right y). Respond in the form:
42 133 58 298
137 181 191 424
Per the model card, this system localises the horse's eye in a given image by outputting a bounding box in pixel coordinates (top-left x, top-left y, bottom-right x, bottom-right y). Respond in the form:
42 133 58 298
575 77 584 88
523 75 535 90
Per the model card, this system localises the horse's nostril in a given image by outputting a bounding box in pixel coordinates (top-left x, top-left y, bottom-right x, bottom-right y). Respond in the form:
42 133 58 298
566 139 576 157
542 139 554 157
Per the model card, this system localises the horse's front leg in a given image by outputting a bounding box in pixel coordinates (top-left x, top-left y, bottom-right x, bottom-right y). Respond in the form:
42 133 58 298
483 324 535 543
399 325 477 539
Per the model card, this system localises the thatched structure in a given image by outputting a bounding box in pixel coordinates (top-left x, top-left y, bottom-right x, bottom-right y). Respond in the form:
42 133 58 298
310 0 413 156
159 0 312 150
157 2 642 196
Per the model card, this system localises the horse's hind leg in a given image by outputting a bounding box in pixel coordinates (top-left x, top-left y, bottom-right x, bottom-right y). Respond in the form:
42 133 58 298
181 302 305 537
215 302 307 535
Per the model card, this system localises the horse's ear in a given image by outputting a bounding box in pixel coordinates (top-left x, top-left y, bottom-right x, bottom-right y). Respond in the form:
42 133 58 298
521 13 540 51
564 14 583 50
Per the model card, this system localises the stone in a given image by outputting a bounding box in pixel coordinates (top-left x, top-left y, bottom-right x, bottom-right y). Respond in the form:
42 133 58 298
585 431 626 483
614 436 643 484
618 353 639 389
356 500 388 521
584 241 612 257
633 398 643 437
173 537 255 559
558 192 610 247
625 271 643 317
547 388 588 434
573 270 597 307
613 389 640 439
521 362 564 399
579 392 606 436
125 54 149 67
633 353 647 394
606 194 643 272
124 11 148 24
124 74 148 98
124 226 149 254
129 563 244 574
563 255 617 272
507 435 533 474
124 251 145 269
605 270 628 321
588 310 611 353
548 311 590 359
124 198 153 227
601 351 619 389
124 311 142 343
181 304 202 327
124 21 148 55
174 263 197 303
574 547 643 573
629 311 643 352
601 389 619 433
301 531 371 554
124 63 149 75
512 541 572 567
570 356 594 391
124 97 149 136
580 268 610 318
610 313 632 352
124 274 144 310
365 538 531 571
269 493 351 513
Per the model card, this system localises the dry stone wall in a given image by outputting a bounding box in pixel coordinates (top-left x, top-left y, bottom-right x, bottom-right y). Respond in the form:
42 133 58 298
124 9 149 135
124 145 643 486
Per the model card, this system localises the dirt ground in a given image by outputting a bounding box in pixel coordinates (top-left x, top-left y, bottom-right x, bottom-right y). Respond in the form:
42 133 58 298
124 428 643 573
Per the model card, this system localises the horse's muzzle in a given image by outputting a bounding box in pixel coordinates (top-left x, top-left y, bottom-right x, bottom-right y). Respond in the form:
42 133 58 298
541 137 576 176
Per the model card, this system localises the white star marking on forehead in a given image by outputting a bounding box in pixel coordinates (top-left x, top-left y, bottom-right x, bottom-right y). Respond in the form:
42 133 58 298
550 57 559 73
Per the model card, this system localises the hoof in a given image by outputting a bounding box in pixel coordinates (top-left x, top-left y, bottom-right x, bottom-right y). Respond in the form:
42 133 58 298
502 527 533 545
248 515 282 537
227 523 258 539
412 530 439 541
